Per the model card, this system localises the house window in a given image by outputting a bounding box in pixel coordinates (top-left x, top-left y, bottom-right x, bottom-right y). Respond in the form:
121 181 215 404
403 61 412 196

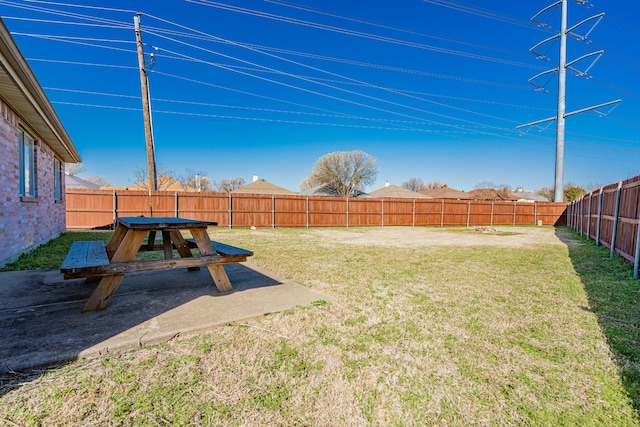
19 129 36 197
54 158 62 200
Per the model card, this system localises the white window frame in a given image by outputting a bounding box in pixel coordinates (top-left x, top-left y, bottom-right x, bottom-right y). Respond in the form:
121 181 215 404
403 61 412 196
19 129 36 197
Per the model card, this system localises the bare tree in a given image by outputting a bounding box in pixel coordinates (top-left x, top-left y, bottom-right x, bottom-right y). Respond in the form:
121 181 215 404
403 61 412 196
537 186 554 202
424 180 446 190
65 163 86 176
402 178 426 192
475 181 511 190
215 177 245 192
536 184 586 202
586 182 604 192
300 150 378 198
180 169 213 192
401 178 446 191
84 175 111 188
132 166 179 190
471 187 512 201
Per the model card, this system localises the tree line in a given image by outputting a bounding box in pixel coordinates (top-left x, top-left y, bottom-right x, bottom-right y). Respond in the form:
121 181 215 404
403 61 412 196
67 150 590 202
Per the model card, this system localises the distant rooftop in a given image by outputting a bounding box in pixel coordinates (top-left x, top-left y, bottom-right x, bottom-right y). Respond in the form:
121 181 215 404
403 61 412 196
369 184 432 198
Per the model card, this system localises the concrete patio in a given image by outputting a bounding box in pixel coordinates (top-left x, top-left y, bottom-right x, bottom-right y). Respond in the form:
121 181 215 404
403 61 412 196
0 263 325 373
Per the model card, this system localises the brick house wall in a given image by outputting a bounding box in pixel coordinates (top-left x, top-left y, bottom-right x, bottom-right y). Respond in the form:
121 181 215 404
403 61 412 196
0 98 66 266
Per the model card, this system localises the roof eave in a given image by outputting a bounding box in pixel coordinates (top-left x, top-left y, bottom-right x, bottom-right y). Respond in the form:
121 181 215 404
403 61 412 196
0 19 80 163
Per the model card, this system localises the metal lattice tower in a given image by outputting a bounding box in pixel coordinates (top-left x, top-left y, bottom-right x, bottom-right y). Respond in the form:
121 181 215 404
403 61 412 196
517 0 620 202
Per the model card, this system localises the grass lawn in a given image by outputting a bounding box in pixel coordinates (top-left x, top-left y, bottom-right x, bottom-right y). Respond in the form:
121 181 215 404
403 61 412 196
1 226 639 426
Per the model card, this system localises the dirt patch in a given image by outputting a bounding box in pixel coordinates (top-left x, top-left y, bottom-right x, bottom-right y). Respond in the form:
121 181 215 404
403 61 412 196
307 226 579 249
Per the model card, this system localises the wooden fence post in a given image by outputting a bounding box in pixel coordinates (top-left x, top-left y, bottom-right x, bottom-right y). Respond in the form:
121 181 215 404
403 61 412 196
634 212 640 279
467 201 471 227
228 193 232 229
346 197 350 228
272 194 275 228
306 196 309 229
412 199 416 227
579 197 583 236
578 198 582 235
490 202 494 226
596 188 603 247
586 192 592 239
175 192 179 217
611 182 623 259
583 197 587 235
112 191 117 224
512 201 516 226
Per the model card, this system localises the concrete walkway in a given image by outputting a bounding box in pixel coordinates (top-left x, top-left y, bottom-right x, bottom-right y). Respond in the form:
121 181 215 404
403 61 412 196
0 263 326 373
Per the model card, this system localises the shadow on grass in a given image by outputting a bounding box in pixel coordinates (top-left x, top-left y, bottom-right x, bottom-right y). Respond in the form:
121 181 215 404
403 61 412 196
556 226 640 417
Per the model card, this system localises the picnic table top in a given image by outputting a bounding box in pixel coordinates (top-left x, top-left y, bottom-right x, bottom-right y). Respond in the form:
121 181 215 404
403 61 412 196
116 216 218 230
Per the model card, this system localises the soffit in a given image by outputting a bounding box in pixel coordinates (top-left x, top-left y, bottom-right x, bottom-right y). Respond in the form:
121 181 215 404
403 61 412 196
0 20 80 162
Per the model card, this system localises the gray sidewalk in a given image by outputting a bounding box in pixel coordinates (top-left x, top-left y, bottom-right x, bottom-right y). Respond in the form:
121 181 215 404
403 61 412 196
0 264 326 373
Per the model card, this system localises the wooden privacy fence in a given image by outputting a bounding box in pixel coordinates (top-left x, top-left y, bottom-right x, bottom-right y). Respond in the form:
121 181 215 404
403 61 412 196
67 189 567 230
567 175 640 278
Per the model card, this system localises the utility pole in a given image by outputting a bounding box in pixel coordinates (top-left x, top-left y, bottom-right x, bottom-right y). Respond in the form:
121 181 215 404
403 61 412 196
134 13 158 191
518 0 619 202
554 0 567 203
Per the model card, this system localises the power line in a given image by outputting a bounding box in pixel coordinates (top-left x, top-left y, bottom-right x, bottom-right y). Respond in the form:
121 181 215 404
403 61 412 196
12 0 135 14
187 0 540 69
53 99 640 160
0 0 131 29
16 9 610 141
141 12 535 135
14 32 133 53
26 57 137 70
12 31 133 45
145 28 516 135
422 0 539 29
266 0 531 59
8 0 637 168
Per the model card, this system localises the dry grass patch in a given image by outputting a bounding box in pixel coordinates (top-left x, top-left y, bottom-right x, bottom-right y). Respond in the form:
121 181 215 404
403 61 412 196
1 226 638 426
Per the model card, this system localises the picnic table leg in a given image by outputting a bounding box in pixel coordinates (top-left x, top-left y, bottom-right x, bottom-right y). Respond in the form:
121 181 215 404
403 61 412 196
169 230 200 271
190 228 233 293
162 230 174 259
146 230 157 251
83 229 148 312
105 223 128 260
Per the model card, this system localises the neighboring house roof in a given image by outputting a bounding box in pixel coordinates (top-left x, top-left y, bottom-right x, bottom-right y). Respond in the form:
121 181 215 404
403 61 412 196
369 184 432 198
0 19 80 163
419 186 471 200
124 176 196 192
299 183 370 198
233 179 295 195
65 174 100 190
511 190 548 202
103 176 196 192
467 188 519 201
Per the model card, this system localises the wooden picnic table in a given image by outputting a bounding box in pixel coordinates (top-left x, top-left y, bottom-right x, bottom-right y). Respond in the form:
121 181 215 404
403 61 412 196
60 216 252 312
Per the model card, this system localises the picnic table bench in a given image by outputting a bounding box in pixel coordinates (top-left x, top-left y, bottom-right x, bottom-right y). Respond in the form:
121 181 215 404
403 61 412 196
60 217 253 312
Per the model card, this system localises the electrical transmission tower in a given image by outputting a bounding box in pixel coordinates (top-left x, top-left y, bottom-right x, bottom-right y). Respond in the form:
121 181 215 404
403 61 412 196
517 0 620 202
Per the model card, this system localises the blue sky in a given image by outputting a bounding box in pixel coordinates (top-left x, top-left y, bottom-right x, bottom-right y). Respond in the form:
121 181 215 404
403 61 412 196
3 0 639 192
